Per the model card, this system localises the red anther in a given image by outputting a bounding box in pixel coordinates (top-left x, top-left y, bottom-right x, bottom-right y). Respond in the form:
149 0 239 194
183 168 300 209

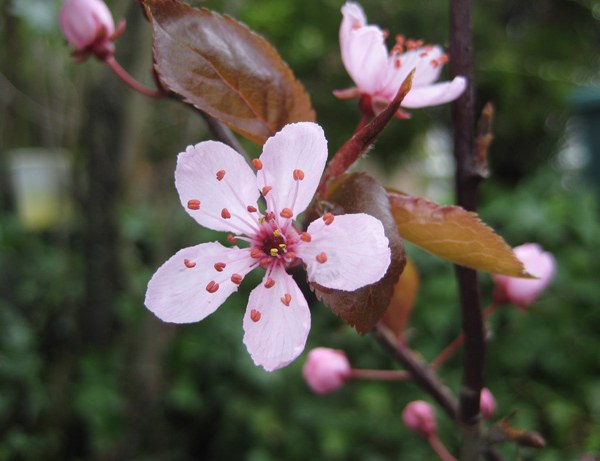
382 29 389 39
262 185 272 196
216 169 225 181
221 208 231 219
252 159 263 170
214 262 226 272
285 252 297 260
227 234 237 244
419 51 428 57
395 34 405 44
259 258 270 267
187 199 201 210
250 309 261 322
206 280 219 293
247 205 257 213
184 259 196 268
280 208 293 219
440 54 449 64
280 293 292 306
231 273 243 285
323 213 334 225
300 232 312 242
430 59 440 68
265 212 275 221
316 252 328 264
394 58 401 69
293 169 305 181
264 277 275 288
251 248 262 259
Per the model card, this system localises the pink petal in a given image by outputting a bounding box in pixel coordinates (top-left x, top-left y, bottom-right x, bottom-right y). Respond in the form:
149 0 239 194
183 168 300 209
297 213 390 291
145 242 256 323
59 0 115 49
340 2 367 65
343 25 389 95
400 76 467 109
242 265 311 371
257 123 327 219
176 141 261 235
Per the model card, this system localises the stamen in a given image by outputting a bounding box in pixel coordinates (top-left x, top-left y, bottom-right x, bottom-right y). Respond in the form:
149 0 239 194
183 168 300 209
300 232 312 242
262 185 272 196
227 235 237 244
440 54 449 64
273 229 281 237
247 205 257 213
252 159 263 170
293 169 305 181
184 259 196 268
264 277 275 288
269 248 279 257
187 199 201 210
316 252 328 264
382 29 389 39
231 273 243 285
323 213 334 225
250 309 261 322
278 243 286 249
221 208 231 219
265 212 276 222
280 208 293 219
251 248 262 259
259 258 270 267
206 280 219 293
216 170 225 181
280 294 292 306
214 262 226 272
419 51 428 57
285 251 297 260
431 59 440 68
394 58 401 69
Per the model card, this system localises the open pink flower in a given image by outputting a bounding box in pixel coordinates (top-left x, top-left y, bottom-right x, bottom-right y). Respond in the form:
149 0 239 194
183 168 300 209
493 243 556 309
59 0 120 60
303 347 351 394
335 2 467 117
145 123 391 371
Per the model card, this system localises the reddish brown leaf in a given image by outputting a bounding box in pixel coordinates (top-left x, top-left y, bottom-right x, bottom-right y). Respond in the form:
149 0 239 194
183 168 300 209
388 192 530 277
144 0 315 144
312 173 406 334
381 256 420 337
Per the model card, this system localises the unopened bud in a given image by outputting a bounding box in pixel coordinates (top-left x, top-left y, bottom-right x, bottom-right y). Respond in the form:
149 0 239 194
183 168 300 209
302 347 351 395
402 400 437 438
480 388 496 419
493 243 556 309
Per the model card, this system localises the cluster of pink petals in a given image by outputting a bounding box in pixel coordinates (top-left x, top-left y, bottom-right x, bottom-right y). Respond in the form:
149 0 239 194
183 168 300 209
302 347 352 394
402 400 437 438
493 243 556 309
145 123 391 371
59 0 120 60
335 2 467 116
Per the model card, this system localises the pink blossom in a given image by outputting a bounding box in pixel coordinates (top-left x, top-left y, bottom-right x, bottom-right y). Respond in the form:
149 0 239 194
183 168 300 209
493 243 556 309
59 0 117 60
402 400 437 438
335 2 467 117
480 388 496 419
145 123 391 371
303 347 352 394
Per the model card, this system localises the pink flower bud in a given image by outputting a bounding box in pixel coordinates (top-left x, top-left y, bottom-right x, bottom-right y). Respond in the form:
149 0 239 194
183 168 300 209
302 347 351 395
402 400 437 438
59 0 116 59
480 388 496 419
493 243 556 309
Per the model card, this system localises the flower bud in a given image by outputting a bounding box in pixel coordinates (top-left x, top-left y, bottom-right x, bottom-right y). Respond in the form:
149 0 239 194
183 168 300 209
302 347 351 395
402 400 437 438
480 388 496 419
59 0 116 59
493 243 556 309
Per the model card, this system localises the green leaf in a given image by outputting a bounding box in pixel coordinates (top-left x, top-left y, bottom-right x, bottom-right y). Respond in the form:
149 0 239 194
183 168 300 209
144 0 315 145
312 173 406 334
388 192 530 277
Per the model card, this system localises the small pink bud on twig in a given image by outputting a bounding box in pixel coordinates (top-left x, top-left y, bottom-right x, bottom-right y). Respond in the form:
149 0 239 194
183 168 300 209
480 387 496 419
402 400 437 438
302 347 351 395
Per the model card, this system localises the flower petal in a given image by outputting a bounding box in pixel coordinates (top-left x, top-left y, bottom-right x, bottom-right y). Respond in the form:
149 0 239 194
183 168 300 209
257 122 327 218
145 242 256 323
176 141 261 235
297 213 390 291
343 25 389 95
401 76 467 109
242 265 311 371
340 2 367 65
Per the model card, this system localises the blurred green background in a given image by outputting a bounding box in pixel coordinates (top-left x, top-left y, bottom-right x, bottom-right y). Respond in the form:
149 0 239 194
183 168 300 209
1 0 600 459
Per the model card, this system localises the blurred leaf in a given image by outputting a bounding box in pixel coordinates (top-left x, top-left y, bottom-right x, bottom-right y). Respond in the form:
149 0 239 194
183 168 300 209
389 192 529 277
312 173 406 334
144 0 315 144
381 256 420 337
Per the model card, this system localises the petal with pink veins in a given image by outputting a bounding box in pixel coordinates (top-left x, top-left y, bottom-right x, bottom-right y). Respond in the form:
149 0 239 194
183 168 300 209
257 123 327 218
145 242 256 323
176 141 261 235
400 76 467 109
297 213 390 291
243 265 311 371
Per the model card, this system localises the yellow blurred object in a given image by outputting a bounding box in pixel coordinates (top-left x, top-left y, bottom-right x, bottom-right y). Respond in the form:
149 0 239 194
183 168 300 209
381 256 420 337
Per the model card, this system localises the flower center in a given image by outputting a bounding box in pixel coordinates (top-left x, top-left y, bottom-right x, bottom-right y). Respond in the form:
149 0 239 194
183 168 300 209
262 230 287 258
